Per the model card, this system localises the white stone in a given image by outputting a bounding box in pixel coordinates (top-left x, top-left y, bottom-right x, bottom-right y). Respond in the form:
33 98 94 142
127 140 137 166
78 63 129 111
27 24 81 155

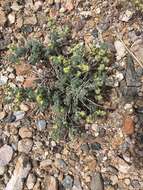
18 138 33 154
7 67 14 73
0 166 5 175
96 8 101 14
111 175 118 185
0 111 6 120
114 40 126 60
34 1 43 11
14 111 25 121
8 13 16 24
0 145 13 166
26 173 36 189
11 2 23 11
119 10 133 22
124 178 131 185
8 73 15 79
20 103 29 112
16 76 24 82
115 71 124 81
0 75 8 85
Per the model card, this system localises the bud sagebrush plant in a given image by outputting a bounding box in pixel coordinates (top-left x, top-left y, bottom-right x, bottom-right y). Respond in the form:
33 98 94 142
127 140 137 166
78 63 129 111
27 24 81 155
8 23 111 140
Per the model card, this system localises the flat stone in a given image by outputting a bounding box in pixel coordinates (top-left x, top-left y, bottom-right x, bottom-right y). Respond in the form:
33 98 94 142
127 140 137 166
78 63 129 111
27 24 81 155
18 138 33 154
5 155 31 190
0 145 13 166
19 127 32 138
26 173 37 190
44 176 58 190
91 172 104 190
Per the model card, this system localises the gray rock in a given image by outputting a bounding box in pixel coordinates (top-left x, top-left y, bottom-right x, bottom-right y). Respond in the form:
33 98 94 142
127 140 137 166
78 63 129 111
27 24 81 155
0 145 13 166
90 172 104 190
5 113 16 123
63 175 74 189
18 138 33 154
13 111 25 121
36 120 46 131
5 155 31 190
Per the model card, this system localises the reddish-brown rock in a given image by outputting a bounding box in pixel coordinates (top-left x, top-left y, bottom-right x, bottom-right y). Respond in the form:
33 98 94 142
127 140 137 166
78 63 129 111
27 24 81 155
123 115 134 135
23 76 36 88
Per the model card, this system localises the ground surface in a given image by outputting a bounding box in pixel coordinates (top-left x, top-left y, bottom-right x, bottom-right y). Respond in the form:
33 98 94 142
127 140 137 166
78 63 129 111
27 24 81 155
0 0 143 190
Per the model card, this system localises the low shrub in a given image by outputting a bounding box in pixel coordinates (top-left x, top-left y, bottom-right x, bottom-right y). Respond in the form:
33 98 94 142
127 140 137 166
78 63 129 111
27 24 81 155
8 23 111 140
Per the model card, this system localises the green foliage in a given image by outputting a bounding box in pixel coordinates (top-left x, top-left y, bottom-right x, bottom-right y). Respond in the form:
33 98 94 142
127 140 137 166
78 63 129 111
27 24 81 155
131 0 143 12
5 86 49 109
8 24 110 140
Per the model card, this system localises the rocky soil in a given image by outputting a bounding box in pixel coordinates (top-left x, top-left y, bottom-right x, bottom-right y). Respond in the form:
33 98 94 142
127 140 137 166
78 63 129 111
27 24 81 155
0 0 143 190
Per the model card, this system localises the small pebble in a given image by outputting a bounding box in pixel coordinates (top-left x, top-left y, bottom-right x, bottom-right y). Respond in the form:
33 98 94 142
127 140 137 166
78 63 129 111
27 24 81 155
36 119 46 131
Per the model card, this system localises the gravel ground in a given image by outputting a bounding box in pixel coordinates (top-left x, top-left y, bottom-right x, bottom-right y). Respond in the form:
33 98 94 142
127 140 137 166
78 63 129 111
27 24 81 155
0 0 143 190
